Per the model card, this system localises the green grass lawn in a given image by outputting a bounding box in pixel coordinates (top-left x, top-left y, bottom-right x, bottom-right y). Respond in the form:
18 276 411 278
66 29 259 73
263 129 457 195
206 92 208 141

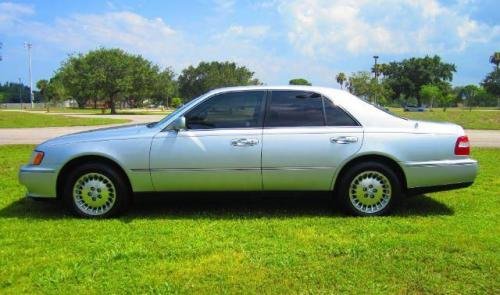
390 108 500 130
0 145 498 294
0 111 130 128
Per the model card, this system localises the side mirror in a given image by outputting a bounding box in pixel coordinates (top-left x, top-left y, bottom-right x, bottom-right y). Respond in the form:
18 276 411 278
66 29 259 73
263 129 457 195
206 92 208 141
168 116 186 131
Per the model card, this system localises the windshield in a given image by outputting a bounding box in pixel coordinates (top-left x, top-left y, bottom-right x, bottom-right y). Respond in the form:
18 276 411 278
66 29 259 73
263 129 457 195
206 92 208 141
148 97 201 128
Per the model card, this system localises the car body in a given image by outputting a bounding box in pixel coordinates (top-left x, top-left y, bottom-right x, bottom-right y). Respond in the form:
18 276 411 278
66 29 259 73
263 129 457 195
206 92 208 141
19 86 478 217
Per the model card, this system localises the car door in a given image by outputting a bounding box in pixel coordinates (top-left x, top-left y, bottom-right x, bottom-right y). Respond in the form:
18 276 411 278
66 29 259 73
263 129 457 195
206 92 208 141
262 90 363 190
149 90 266 191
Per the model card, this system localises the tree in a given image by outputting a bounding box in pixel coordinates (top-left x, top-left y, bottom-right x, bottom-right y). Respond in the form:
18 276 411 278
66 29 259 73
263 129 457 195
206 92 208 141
419 84 442 109
348 71 393 105
438 93 454 112
336 72 347 89
490 52 500 69
36 79 48 101
481 68 500 107
56 48 161 113
178 61 261 100
148 68 178 108
45 75 67 103
170 97 183 108
0 82 33 103
57 53 94 108
289 78 311 86
382 55 456 106
459 85 481 111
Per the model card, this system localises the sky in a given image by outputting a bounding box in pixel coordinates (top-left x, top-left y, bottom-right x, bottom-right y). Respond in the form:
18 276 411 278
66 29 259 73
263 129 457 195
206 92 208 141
0 0 498 89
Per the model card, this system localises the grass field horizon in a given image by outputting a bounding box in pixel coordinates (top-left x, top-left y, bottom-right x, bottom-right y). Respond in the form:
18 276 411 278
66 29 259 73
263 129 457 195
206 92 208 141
0 145 498 293
0 111 130 128
389 107 500 130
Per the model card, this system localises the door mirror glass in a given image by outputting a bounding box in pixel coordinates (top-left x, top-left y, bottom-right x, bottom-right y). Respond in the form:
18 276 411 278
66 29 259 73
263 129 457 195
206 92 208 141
168 116 186 131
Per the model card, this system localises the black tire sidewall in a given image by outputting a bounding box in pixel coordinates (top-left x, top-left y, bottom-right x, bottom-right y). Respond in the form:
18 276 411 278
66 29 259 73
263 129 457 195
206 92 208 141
63 162 130 218
337 161 401 216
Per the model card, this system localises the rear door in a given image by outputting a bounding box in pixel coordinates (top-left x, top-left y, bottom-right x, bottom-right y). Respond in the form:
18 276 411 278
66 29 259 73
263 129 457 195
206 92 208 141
262 90 363 190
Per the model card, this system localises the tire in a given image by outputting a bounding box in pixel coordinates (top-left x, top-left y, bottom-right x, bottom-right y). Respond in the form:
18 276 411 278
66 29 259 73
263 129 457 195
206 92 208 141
62 162 131 218
336 161 401 216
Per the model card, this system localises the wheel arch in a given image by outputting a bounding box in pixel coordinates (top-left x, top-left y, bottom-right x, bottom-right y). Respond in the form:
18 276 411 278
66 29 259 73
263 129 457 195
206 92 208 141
332 153 408 194
56 155 132 199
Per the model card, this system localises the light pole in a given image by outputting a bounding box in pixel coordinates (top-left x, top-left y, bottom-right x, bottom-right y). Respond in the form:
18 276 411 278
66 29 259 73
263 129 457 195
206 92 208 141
24 42 34 109
373 55 379 105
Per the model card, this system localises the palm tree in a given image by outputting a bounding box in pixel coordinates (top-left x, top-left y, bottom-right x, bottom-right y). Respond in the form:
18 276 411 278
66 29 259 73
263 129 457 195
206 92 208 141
336 72 347 89
490 52 500 69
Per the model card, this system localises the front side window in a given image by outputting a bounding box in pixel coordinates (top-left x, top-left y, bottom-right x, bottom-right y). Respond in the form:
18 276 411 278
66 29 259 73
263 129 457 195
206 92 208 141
185 91 265 129
266 91 324 127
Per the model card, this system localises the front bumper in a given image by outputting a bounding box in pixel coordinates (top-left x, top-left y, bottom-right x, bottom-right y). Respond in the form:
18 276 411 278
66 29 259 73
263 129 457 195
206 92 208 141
19 165 57 198
402 158 478 189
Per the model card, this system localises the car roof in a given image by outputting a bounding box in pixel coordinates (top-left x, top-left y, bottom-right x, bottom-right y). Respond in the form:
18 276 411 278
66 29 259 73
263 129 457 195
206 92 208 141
210 85 346 95
202 85 410 128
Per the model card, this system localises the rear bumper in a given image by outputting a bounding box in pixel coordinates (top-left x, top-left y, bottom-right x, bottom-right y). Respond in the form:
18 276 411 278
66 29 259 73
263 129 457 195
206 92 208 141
18 165 57 198
402 158 478 189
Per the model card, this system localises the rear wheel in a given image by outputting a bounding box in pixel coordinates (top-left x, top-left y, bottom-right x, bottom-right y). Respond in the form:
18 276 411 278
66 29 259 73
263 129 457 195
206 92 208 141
63 162 130 218
337 161 401 216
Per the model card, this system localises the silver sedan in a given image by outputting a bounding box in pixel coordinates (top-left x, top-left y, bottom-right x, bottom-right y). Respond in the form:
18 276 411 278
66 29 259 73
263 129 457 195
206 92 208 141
19 86 478 217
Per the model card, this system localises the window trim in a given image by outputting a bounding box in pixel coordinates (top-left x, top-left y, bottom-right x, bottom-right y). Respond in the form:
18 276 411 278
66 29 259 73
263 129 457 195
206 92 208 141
183 90 268 131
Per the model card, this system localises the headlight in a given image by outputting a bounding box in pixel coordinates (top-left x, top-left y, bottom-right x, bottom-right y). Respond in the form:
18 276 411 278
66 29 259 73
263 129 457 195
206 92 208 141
31 151 45 165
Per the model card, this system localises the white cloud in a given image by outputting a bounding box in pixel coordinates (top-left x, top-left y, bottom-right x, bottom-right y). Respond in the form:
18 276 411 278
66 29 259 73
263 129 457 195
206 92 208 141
213 0 235 13
0 2 34 25
279 0 500 57
0 9 193 72
216 25 269 40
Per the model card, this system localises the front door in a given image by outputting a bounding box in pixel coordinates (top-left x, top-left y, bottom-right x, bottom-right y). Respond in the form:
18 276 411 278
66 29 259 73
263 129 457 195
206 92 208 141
262 90 363 190
150 90 266 191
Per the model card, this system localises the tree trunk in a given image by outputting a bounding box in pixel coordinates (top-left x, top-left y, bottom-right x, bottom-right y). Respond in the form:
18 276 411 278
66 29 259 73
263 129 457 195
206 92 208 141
93 99 98 109
416 95 422 107
110 97 116 114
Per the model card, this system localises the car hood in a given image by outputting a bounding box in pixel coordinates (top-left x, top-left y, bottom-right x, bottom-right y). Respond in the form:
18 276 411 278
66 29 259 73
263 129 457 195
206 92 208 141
40 123 156 147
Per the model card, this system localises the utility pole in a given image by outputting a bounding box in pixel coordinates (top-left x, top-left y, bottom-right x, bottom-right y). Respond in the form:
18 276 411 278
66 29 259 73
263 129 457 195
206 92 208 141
19 78 23 109
0 42 3 61
24 42 34 109
373 55 379 105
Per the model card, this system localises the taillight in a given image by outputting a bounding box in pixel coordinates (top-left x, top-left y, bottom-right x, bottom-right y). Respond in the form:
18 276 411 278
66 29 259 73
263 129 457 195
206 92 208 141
454 136 470 156
32 151 44 165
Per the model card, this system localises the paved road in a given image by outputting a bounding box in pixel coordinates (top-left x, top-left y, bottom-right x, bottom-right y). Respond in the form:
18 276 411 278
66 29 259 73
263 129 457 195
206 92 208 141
0 114 164 145
464 129 500 148
0 113 499 147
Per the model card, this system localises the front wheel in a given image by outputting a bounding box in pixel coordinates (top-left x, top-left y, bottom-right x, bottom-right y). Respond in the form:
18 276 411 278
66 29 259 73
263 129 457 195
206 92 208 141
63 162 130 218
337 162 401 216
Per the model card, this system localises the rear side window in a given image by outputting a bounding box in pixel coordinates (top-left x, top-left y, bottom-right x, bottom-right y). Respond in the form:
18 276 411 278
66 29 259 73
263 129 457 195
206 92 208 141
185 91 265 129
323 98 358 126
266 91 324 127
265 91 359 127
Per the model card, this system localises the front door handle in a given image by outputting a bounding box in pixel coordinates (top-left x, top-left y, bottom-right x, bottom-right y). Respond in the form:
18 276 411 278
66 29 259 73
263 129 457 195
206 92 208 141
330 136 358 144
231 138 259 147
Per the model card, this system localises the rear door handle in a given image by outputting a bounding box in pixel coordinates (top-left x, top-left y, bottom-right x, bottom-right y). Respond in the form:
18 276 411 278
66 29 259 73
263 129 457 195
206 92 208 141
330 136 358 144
231 138 259 147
